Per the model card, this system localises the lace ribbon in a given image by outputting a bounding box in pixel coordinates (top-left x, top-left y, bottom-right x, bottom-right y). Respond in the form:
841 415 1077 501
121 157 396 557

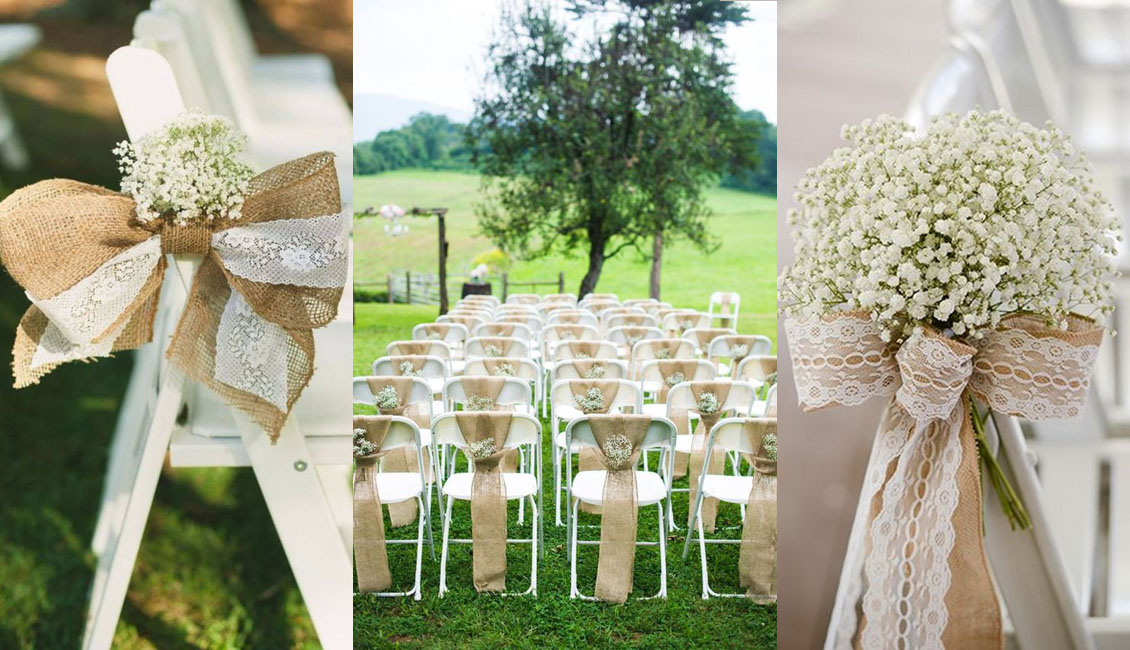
0 152 346 441
785 312 1102 650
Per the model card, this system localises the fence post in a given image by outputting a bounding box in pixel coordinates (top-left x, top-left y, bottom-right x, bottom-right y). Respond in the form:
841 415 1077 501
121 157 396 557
405 270 412 304
558 272 564 294
387 273 394 304
502 273 509 302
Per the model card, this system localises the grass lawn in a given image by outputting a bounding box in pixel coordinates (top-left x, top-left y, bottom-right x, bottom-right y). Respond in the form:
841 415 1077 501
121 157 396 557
353 170 777 344
353 300 777 642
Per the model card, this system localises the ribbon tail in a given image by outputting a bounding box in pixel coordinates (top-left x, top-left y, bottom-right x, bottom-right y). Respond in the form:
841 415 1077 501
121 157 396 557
354 465 393 593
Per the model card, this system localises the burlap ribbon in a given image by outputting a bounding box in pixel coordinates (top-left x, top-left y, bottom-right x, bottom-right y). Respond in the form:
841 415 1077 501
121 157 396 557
455 411 514 592
480 323 516 337
387 355 428 377
420 323 452 340
588 414 651 603
481 357 523 377
554 313 583 324
572 379 624 514
391 341 434 356
553 325 589 341
445 315 480 330
688 381 733 532
476 336 517 357
354 416 395 593
458 378 521 474
365 376 427 526
786 312 1102 649
693 328 732 352
561 341 603 360
725 335 763 362
571 359 612 379
738 418 777 603
0 153 346 441
654 359 699 477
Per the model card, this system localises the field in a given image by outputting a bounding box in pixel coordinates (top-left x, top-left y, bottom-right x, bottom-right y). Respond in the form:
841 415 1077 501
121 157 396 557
353 170 778 648
352 169 777 343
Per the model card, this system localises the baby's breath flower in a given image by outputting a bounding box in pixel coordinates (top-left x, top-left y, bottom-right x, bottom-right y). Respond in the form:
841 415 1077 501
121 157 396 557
761 433 778 461
491 362 515 376
575 387 606 413
467 395 495 411
779 110 1119 342
398 361 419 377
765 372 778 387
697 392 720 414
665 371 686 387
626 335 642 347
731 344 750 359
585 364 606 379
427 331 442 340
468 437 497 460
602 434 634 469
115 109 253 226
353 428 376 457
575 351 591 360
374 385 401 410
483 344 503 357
655 348 672 360
561 331 577 340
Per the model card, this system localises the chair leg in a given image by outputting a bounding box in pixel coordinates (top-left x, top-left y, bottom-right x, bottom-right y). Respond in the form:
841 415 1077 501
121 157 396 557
530 494 539 597
439 496 453 597
657 501 668 599
569 498 579 599
554 437 563 526
683 484 707 559
414 496 425 601
698 515 710 599
423 481 436 560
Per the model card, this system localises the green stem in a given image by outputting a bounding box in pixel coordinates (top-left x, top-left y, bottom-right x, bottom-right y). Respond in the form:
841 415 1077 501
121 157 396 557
970 402 1032 531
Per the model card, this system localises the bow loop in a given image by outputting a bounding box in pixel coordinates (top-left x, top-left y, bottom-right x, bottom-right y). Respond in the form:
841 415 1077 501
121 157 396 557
785 311 899 410
894 329 975 425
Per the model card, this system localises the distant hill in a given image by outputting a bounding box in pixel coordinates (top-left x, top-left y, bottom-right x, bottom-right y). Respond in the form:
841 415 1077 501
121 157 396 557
353 93 472 142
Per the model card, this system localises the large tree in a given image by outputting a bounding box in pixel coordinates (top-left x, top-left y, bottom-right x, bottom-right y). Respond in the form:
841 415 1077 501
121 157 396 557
467 0 756 297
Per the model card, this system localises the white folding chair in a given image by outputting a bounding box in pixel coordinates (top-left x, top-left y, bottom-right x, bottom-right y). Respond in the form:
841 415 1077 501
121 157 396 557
550 379 643 527
438 313 486 332
387 340 454 374
472 322 535 345
606 326 664 359
433 412 542 596
86 46 350 650
465 336 532 361
709 335 773 377
547 309 600 330
462 357 543 418
565 416 677 600
682 416 773 599
629 338 699 379
605 313 659 331
684 327 739 356
352 375 439 484
707 291 741 328
412 322 469 360
638 360 717 417
506 293 541 305
354 415 435 600
441 376 533 415
553 358 630 382
371 355 450 396
661 311 711 335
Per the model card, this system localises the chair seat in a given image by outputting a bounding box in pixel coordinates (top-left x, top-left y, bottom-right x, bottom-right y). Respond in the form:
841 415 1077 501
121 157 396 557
554 431 583 452
642 403 668 417
373 472 425 504
675 434 694 454
554 404 584 421
442 472 538 500
701 475 755 504
572 470 667 506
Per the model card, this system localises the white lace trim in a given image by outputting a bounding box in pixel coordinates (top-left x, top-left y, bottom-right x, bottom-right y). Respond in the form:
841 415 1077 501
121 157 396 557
785 315 900 409
212 210 348 288
30 319 126 371
28 236 161 344
895 331 974 423
214 289 289 410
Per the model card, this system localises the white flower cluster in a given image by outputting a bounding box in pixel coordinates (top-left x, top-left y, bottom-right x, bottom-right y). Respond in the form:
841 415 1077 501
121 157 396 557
467 395 496 411
374 385 401 411
655 348 672 360
491 362 515 377
114 109 253 226
602 434 634 469
761 433 777 462
483 344 503 357
427 331 442 340
697 392 720 414
626 335 642 347
575 351 591 360
353 428 376 458
398 361 419 377
468 437 498 460
731 344 750 359
585 364 606 379
575 387 606 413
764 372 778 388
780 110 1119 342
665 371 686 388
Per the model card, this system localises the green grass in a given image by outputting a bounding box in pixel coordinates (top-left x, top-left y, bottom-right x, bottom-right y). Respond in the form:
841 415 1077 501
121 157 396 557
353 169 777 342
353 169 778 647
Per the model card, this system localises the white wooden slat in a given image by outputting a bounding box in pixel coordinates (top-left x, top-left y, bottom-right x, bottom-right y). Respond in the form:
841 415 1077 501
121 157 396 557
168 428 348 467
1109 451 1130 615
105 46 185 141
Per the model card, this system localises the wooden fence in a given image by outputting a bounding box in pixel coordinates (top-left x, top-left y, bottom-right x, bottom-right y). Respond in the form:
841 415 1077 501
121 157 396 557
368 270 568 306
501 272 565 300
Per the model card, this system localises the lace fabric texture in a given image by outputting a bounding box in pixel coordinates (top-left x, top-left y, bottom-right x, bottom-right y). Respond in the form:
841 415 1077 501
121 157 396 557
785 312 1103 650
212 210 349 288
215 289 290 411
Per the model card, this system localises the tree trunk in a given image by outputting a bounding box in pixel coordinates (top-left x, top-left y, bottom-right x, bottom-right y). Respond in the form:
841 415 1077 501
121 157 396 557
649 229 662 300
578 237 605 298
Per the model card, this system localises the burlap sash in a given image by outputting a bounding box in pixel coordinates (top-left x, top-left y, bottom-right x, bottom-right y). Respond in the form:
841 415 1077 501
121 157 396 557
787 312 1103 649
655 359 699 477
459 377 520 472
354 416 395 593
392 341 433 356
446 316 480 330
562 341 602 359
365 376 426 526
572 379 624 514
619 326 653 349
456 412 514 592
617 314 651 327
0 153 343 442
588 414 652 603
738 419 777 603
725 335 763 362
387 355 428 377
555 313 583 324
481 357 522 377
477 336 516 357
554 325 588 341
688 382 733 532
571 359 612 379
648 339 690 361
481 323 515 337
420 323 451 340
693 328 731 351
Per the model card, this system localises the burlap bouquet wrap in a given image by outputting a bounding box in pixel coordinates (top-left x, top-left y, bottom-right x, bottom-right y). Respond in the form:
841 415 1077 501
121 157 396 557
0 152 346 441
572 379 624 514
456 411 515 592
459 377 520 472
687 381 733 532
653 359 700 478
587 413 652 603
353 415 397 593
786 312 1102 649
738 418 777 603
366 376 429 526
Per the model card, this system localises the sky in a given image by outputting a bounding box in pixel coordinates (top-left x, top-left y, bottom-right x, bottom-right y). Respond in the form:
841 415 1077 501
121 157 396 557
354 0 777 134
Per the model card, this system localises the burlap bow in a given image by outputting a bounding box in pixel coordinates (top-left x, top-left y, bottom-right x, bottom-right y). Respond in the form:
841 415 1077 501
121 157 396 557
366 376 428 526
354 415 396 593
688 381 733 532
588 414 652 603
0 152 346 441
786 312 1102 649
739 418 777 603
456 411 514 592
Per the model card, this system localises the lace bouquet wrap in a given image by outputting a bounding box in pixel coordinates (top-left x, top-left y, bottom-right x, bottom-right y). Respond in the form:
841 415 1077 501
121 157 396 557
781 111 1117 649
0 112 347 441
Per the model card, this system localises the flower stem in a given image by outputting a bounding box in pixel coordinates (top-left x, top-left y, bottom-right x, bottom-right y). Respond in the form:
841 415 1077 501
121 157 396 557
970 402 1032 531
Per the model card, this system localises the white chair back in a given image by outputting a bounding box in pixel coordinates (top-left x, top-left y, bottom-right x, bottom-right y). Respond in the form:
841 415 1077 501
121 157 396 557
442 377 532 410
438 314 486 331
665 381 758 416
543 293 577 305
387 339 453 361
707 291 741 324
371 355 449 380
432 412 541 450
550 379 643 414
506 293 540 305
683 327 738 353
552 340 618 362
607 326 664 350
473 322 534 343
465 336 532 360
357 415 424 455
605 313 659 330
412 322 469 346
638 360 716 394
708 335 772 362
661 311 711 334
706 417 771 455
553 359 630 381
547 310 600 329
493 314 543 335
462 357 541 383
736 355 778 387
566 416 677 460
352 376 433 409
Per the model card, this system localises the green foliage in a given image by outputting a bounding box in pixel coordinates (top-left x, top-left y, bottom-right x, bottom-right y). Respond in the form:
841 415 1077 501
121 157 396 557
466 0 760 295
722 110 777 195
470 247 510 273
354 113 474 175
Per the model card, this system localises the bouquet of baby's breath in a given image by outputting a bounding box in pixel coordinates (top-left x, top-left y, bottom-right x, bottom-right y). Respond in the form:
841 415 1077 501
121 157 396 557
115 109 253 226
780 110 1118 343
